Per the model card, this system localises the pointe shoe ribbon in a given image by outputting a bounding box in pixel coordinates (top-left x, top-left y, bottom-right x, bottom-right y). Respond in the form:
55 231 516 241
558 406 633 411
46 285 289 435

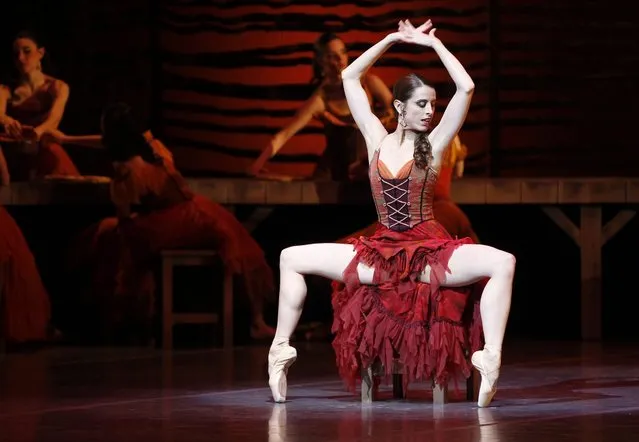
471 350 501 407
268 344 297 403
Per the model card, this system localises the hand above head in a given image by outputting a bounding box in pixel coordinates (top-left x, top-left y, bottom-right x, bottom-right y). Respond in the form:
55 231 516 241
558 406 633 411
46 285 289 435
390 19 440 47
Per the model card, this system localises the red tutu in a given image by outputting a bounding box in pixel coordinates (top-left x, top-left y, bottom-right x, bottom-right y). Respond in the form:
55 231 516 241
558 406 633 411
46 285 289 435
331 219 484 392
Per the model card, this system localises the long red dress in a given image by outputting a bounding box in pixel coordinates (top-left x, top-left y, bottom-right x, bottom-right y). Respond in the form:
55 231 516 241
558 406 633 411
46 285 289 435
0 207 51 343
331 150 484 392
3 78 79 179
76 134 273 331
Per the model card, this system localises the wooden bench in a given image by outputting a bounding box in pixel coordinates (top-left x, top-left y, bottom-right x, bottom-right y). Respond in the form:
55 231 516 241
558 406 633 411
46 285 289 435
362 359 480 405
161 249 233 350
0 273 5 354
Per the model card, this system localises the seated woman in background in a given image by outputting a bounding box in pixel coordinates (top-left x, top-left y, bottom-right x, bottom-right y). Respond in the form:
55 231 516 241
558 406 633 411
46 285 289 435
68 103 275 342
0 146 54 345
431 134 479 243
248 32 394 181
0 30 79 181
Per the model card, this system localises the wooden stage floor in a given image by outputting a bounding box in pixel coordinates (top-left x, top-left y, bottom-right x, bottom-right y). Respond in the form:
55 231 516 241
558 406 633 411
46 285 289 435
1 340 638 441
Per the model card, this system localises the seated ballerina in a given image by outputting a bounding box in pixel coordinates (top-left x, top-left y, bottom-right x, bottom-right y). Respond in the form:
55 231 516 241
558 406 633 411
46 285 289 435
0 30 79 181
64 103 276 341
0 146 54 345
268 19 515 408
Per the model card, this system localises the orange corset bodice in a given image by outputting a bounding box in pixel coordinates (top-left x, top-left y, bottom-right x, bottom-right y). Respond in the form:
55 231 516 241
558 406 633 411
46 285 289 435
369 150 438 231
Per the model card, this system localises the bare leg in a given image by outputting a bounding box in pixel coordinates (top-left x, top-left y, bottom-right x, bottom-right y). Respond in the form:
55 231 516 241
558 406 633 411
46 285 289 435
419 243 516 407
249 292 276 339
269 243 374 402
243 273 276 339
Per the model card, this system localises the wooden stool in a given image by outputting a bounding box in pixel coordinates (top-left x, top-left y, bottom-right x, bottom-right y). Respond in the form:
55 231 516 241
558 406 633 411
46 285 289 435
361 359 479 405
161 249 233 350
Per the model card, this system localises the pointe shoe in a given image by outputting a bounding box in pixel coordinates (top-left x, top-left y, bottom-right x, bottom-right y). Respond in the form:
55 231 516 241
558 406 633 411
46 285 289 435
268 343 297 403
471 349 501 407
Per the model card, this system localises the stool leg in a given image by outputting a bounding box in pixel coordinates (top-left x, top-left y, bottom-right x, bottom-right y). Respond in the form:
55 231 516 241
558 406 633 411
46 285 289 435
392 360 405 399
392 374 404 399
361 365 374 404
162 258 174 351
467 368 480 402
433 382 448 405
222 269 233 349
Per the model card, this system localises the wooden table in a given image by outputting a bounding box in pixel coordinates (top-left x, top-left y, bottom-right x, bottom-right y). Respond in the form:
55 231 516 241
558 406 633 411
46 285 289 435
3 177 638 341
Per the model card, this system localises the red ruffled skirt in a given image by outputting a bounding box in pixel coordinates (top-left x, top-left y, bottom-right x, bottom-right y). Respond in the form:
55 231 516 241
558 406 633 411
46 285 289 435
0 208 51 343
331 219 484 392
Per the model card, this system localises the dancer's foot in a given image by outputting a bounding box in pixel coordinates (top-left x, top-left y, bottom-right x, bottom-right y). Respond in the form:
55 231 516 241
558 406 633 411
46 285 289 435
268 340 297 402
471 349 501 407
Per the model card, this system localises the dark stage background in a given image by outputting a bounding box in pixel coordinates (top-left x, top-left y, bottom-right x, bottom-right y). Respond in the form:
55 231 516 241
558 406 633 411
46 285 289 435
2 0 639 344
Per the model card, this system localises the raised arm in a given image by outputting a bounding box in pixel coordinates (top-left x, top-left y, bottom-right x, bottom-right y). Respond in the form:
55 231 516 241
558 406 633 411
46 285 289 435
33 79 70 139
426 41 474 156
247 92 325 176
395 20 474 161
341 36 396 159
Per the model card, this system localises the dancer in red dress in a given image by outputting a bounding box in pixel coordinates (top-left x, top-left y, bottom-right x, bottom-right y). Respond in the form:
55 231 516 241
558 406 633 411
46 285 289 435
248 32 394 181
268 20 515 407
70 103 275 340
0 147 52 344
0 31 79 180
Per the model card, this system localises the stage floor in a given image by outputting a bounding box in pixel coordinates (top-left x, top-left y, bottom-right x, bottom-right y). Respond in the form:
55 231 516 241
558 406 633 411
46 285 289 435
1 340 638 441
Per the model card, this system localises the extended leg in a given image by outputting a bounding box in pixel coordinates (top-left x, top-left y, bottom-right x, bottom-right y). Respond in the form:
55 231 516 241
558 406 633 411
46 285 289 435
269 243 374 402
419 243 516 407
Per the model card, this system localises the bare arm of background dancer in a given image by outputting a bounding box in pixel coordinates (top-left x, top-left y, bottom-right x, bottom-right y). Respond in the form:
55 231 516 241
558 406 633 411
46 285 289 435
0 86 22 139
247 93 325 176
32 80 69 140
267 20 515 408
0 147 9 185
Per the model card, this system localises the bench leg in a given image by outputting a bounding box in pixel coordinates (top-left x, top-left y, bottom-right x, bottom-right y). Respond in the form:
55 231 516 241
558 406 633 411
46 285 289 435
0 284 5 355
433 382 448 405
222 269 234 349
162 258 173 351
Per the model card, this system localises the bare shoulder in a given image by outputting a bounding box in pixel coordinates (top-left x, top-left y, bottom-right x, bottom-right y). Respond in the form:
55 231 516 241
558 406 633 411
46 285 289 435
0 84 11 99
46 76 69 95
